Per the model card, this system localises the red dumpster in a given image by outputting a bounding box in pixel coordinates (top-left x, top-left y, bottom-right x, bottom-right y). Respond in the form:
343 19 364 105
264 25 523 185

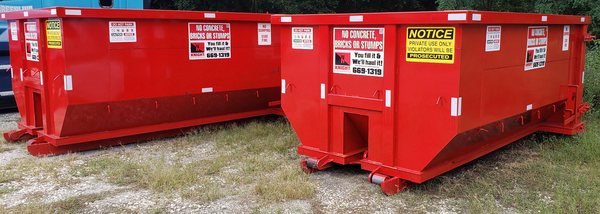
2 7 281 156
273 11 593 195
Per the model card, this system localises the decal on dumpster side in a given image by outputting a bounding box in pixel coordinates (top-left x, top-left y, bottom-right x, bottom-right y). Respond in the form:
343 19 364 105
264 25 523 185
188 23 231 60
332 27 385 77
10 21 18 41
109 21 137 43
292 27 313 50
485 26 501 52
406 27 455 64
524 26 547 71
258 23 271 46
46 19 62 49
24 22 39 62
562 25 570 51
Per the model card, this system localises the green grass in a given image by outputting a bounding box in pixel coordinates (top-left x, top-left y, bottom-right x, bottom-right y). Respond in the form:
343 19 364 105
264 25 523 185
3 193 106 214
69 117 314 203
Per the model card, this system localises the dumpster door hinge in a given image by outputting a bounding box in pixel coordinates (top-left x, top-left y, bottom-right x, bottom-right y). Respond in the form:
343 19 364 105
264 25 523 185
584 33 595 42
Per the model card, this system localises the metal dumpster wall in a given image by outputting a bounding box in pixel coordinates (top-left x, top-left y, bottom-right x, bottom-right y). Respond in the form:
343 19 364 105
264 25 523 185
3 8 281 155
274 11 590 190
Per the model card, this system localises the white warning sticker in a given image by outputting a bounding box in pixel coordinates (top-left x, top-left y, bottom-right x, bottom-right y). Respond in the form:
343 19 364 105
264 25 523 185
333 27 385 77
10 21 18 41
258 23 271 46
525 26 547 71
485 26 501 52
292 27 313 50
24 22 39 62
562 25 570 51
109 21 137 43
188 23 231 60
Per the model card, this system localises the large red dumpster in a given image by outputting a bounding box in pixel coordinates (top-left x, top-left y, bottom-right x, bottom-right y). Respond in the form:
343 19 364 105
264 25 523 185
2 7 281 156
273 11 593 195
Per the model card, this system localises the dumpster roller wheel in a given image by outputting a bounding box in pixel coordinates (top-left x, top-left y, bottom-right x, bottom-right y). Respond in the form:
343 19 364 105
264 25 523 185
3 129 34 143
300 157 333 174
369 173 410 196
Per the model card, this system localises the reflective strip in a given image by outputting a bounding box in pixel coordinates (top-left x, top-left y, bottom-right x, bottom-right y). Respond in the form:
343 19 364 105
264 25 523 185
385 90 391 108
582 72 585 84
39 71 43 85
281 17 292 23
50 9 57 15
451 97 463 117
65 9 81 16
1 14 5 19
64 75 73 91
201 87 213 93
19 68 23 81
448 13 467 21
472 14 481 21
0 91 14 96
581 17 586 22
320 83 325 99
349 15 363 22
526 104 533 111
458 97 463 116
541 16 548 22
281 79 286 94
23 11 28 17
204 13 216 19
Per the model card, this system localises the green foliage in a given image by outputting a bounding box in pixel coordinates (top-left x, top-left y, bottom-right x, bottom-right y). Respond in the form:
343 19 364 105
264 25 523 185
584 42 600 114
150 0 436 14
437 0 599 36
436 0 535 12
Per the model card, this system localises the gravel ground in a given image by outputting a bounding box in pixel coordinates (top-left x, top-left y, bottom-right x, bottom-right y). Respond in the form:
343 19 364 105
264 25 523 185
0 110 461 213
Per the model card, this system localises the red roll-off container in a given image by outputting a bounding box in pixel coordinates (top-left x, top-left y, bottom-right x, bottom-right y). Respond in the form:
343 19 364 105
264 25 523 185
272 11 593 195
2 7 281 156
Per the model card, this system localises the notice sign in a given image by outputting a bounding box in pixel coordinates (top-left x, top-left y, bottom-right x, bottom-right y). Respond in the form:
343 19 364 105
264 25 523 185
333 28 385 77
485 26 501 52
46 19 62 49
109 21 137 43
10 21 17 41
292 27 313 50
562 25 570 51
258 23 271 46
24 22 39 62
525 26 548 71
406 27 455 64
188 23 231 60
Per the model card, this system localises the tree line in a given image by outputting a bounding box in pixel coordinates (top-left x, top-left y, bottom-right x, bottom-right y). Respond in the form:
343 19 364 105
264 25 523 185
150 0 598 35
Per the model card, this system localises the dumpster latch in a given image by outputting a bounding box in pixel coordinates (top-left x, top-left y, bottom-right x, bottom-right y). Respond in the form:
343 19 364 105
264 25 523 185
584 33 595 42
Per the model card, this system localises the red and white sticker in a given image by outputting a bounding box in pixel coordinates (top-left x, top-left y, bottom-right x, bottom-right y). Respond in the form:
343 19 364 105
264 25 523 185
485 26 501 52
109 21 137 43
10 21 18 41
24 22 39 62
333 28 384 77
188 23 231 60
292 27 313 50
562 25 570 51
258 23 271 46
525 26 547 71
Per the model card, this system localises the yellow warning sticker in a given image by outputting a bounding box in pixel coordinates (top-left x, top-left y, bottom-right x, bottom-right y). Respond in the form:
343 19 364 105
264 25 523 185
46 19 62 49
406 27 455 64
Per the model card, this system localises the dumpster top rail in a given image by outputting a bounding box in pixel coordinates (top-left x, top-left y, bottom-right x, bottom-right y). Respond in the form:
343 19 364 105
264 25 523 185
272 10 591 25
0 7 271 22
